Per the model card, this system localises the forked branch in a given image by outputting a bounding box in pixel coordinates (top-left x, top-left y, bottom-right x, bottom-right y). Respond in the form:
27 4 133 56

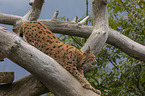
23 0 44 21
81 0 109 56
12 0 44 34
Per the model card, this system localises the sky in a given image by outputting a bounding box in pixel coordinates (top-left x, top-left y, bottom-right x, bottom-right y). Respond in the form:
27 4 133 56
0 0 92 81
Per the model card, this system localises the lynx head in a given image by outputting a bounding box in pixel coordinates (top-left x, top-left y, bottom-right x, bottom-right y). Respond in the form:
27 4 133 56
83 48 97 65
79 47 97 68
79 47 97 72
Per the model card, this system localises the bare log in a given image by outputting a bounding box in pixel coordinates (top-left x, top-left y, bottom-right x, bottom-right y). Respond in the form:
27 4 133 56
0 72 14 83
0 27 99 96
0 74 49 96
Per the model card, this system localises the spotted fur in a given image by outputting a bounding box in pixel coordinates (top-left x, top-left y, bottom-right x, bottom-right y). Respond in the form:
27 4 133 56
18 21 101 94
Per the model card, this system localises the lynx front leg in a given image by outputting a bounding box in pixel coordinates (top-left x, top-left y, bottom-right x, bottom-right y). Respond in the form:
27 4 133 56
65 64 101 95
78 66 84 77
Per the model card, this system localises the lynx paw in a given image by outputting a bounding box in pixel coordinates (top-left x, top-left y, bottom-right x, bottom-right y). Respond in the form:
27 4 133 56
82 84 101 95
93 89 101 95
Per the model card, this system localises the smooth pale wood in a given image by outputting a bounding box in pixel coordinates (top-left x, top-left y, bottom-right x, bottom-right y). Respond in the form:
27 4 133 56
0 28 99 96
81 0 108 55
0 13 21 25
23 0 44 21
107 28 145 61
0 74 49 96
0 72 14 83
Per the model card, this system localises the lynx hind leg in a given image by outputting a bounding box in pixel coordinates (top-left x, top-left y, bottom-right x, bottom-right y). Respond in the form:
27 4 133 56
65 63 101 95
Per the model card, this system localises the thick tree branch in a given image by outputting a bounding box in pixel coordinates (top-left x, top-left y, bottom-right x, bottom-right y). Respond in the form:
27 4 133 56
0 13 21 25
81 0 108 55
107 28 145 61
0 74 49 96
0 28 99 96
12 0 44 34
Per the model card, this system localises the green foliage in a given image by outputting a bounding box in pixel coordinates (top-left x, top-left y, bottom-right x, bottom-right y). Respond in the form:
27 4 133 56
47 0 145 96
46 92 54 96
